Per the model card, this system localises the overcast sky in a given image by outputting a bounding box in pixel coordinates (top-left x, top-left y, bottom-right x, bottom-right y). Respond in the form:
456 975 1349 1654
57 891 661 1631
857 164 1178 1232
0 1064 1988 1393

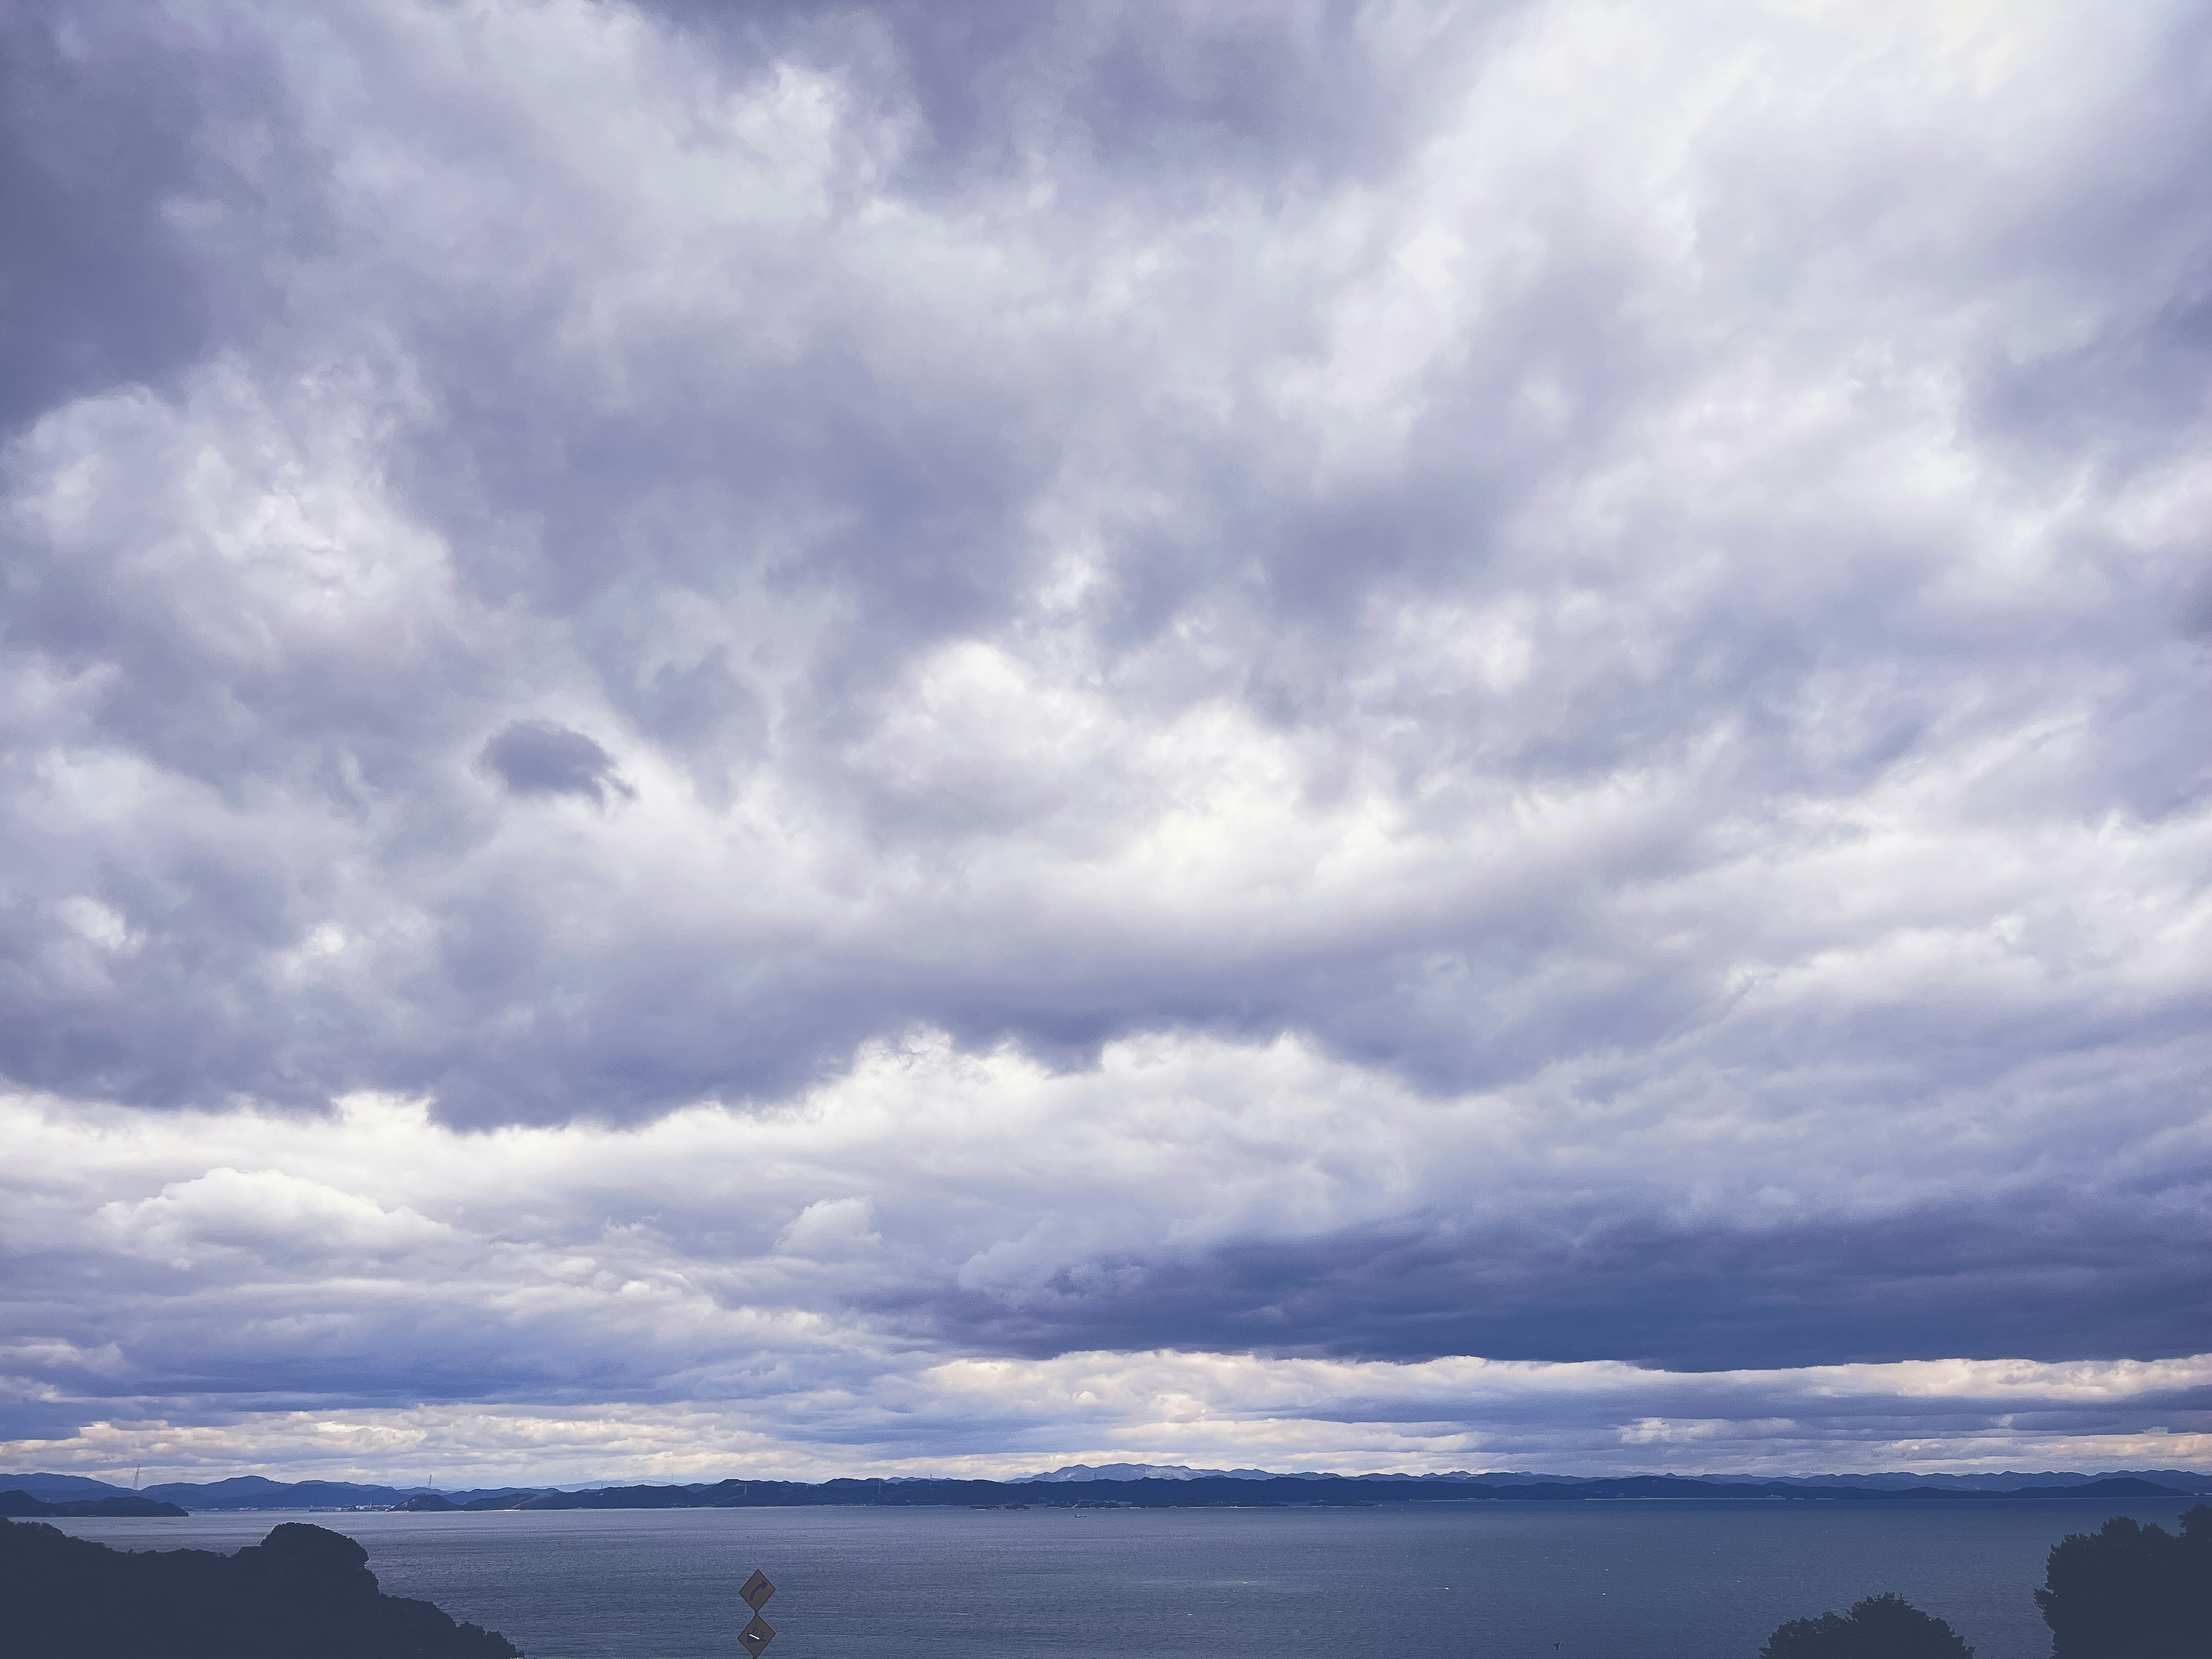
2 0 2209 1486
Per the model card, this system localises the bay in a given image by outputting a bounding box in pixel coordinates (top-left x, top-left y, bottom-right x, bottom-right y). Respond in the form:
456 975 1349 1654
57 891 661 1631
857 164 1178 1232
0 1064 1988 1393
46 1497 2199 1659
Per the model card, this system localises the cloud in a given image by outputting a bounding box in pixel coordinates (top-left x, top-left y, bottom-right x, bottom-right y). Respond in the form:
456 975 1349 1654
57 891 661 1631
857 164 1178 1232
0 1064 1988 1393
478 721 634 806
0 0 2202 1126
0 4 216 433
0 1028 2207 1471
0 0 2208 1475
777 1196 882 1261
4 1347 2208 1487
99 1168 452 1269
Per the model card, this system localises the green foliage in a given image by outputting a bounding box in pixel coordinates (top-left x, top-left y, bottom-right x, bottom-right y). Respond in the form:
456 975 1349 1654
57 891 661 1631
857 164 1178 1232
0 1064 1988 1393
2036 1504 2212 1659
1759 1592 1973 1659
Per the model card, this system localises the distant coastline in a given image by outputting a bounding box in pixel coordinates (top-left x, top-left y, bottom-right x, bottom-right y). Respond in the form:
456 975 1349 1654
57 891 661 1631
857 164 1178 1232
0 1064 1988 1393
8 1465 2207 1514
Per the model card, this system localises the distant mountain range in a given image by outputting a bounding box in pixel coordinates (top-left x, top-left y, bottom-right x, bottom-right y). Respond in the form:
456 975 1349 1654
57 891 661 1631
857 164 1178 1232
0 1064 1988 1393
6 1466 2206 1512
1009 1464 2212 1491
0 1474 535 1510
1010 1463 1295 1482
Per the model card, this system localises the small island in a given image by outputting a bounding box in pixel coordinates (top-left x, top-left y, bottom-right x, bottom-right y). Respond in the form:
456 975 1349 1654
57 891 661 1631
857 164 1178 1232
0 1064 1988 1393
0 1488 187 1518
0 1516 522 1658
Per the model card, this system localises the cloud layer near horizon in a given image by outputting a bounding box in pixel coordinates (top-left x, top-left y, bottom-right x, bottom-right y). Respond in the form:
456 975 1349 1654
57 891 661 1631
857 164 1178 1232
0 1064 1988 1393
2 0 2210 1479
5 1082 2210 1482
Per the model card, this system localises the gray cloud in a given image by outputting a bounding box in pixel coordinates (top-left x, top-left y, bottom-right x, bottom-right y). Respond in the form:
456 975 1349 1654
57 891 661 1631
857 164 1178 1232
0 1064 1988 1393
0 0 2209 1475
0 1 324 434
0 4 212 433
478 719 634 805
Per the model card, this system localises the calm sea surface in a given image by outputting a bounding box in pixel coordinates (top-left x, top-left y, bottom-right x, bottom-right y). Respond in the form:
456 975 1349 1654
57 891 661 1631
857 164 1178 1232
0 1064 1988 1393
47 1498 2198 1659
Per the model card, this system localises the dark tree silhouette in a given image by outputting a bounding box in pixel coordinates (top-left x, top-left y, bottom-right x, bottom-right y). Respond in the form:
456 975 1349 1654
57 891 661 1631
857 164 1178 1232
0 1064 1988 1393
2036 1504 2211 1659
0 1517 519 1658
1759 1592 1974 1658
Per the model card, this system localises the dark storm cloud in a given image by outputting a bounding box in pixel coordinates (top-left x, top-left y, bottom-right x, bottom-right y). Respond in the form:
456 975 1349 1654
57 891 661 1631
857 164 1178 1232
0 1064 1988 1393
885 1198 2212 1373
478 719 633 804
0 3 211 432
2 0 2211 1475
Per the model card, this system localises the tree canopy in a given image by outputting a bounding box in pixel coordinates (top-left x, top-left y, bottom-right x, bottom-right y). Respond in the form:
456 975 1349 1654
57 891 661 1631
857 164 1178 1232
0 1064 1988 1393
2036 1504 2211 1659
1760 1592 1974 1659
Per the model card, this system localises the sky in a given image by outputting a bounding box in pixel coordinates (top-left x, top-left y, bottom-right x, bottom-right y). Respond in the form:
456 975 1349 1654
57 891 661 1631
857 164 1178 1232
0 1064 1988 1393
1 0 2209 1487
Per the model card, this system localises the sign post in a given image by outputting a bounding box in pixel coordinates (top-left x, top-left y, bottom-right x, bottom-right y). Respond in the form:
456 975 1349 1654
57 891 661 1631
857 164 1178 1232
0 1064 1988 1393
737 1569 776 1656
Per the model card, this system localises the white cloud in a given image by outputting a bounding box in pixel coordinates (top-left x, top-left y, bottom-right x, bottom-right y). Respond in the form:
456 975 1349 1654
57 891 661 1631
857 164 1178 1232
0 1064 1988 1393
97 1167 452 1269
775 1196 882 1260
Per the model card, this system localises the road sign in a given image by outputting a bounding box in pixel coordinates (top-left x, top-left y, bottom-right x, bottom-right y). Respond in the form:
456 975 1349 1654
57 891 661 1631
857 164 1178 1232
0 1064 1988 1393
738 1614 776 1655
740 1570 775 1612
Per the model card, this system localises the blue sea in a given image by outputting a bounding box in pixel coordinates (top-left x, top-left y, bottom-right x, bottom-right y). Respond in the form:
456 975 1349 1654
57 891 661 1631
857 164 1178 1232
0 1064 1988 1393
46 1497 2198 1659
